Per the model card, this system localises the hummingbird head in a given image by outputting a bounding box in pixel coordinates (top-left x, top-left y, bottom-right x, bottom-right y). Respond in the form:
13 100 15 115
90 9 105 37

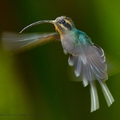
20 16 75 35
53 16 75 35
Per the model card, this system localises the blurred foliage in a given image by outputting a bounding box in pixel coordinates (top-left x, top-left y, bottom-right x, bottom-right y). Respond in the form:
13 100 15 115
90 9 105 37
0 0 120 120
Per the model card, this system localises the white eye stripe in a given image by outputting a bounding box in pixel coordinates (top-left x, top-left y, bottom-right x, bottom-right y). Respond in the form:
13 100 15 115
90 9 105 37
64 19 72 26
58 19 72 30
60 24 68 30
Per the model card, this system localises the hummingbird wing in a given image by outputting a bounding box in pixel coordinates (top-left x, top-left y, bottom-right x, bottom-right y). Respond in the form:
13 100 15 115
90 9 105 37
2 32 60 53
68 34 114 112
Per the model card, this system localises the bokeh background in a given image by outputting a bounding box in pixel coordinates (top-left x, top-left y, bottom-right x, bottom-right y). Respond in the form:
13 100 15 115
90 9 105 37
0 0 120 120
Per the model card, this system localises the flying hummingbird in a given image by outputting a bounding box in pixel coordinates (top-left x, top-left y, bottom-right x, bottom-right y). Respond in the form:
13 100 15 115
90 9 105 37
2 16 114 112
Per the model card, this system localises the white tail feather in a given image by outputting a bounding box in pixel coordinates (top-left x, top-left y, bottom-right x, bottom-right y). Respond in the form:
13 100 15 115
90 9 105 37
90 82 99 112
99 80 114 106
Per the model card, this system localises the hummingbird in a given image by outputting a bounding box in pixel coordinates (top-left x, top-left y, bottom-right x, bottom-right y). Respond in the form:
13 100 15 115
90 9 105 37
2 16 114 112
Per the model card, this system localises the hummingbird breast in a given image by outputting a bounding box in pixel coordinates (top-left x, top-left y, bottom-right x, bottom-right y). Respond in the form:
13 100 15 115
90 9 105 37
61 33 81 55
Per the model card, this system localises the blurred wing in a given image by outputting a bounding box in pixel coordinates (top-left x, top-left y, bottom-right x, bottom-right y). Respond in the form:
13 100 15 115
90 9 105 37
107 54 120 76
2 32 60 53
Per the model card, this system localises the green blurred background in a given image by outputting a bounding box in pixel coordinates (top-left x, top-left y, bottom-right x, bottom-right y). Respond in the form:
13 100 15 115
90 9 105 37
0 0 120 120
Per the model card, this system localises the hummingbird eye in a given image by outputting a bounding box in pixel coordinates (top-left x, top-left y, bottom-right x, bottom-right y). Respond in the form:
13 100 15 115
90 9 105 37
60 20 66 25
59 19 72 30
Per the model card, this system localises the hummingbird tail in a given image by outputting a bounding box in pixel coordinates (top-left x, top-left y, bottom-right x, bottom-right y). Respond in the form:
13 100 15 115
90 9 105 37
90 81 99 112
98 80 114 106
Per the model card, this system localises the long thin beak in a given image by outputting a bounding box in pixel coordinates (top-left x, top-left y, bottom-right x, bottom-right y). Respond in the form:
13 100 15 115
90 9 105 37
20 20 54 33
